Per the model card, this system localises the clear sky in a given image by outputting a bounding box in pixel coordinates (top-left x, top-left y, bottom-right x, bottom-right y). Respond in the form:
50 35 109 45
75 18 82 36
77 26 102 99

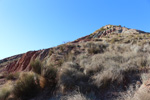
0 0 150 59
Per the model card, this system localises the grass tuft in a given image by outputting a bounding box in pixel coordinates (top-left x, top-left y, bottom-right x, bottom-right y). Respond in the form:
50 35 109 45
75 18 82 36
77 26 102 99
13 72 40 100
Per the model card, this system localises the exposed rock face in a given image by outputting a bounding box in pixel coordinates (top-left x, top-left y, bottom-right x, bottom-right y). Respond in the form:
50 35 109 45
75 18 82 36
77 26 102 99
5 49 50 72
6 51 37 72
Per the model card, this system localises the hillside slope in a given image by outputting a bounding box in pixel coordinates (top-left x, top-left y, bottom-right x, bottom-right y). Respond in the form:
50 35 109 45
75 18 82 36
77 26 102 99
0 25 150 100
0 25 147 73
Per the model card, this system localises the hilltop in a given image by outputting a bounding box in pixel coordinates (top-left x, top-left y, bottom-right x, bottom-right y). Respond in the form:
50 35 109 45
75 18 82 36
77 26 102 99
73 25 146 43
0 25 150 100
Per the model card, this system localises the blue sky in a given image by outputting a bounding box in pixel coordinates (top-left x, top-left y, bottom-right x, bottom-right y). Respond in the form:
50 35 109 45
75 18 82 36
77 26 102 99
0 0 150 59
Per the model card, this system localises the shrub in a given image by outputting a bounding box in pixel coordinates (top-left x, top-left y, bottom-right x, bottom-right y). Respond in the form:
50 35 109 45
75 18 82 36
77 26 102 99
0 82 13 100
110 38 120 43
6 72 20 80
30 60 42 75
88 47 148 89
92 68 124 88
123 39 131 43
41 65 57 89
42 65 57 80
6 73 15 80
58 62 87 93
61 92 88 100
85 42 107 54
31 60 58 89
13 72 40 100
57 59 65 66
83 56 104 75
0 87 11 100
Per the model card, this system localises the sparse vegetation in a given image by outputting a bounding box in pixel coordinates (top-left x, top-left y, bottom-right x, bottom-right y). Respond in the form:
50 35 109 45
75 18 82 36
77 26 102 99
96 27 105 32
1 26 150 100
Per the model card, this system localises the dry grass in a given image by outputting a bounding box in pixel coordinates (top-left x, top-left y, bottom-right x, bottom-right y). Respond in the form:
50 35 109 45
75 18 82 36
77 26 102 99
0 81 13 100
78 42 150 90
6 72 20 80
58 62 88 93
118 84 150 100
92 68 124 88
61 92 88 100
2 32 150 99
56 39 150 98
13 72 40 100
41 65 57 89
30 60 42 75
84 42 107 54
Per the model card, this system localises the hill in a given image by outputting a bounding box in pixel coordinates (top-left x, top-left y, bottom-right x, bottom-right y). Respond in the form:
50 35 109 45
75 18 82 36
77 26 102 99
0 25 150 100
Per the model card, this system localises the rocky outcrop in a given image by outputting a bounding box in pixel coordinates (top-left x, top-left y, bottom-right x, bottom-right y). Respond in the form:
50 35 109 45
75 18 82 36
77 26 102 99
6 51 37 72
5 49 50 72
